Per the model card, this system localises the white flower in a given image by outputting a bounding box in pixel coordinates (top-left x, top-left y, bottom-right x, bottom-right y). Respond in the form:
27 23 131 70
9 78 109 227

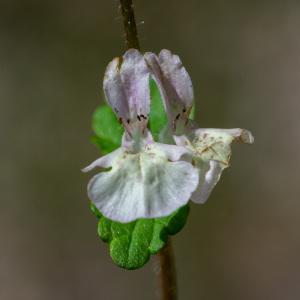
145 49 254 204
83 49 199 223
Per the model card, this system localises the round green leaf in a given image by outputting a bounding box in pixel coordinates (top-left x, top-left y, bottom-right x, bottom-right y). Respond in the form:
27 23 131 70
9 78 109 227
91 203 190 270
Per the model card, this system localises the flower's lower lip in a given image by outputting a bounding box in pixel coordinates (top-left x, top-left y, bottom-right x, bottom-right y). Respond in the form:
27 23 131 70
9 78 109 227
85 139 199 223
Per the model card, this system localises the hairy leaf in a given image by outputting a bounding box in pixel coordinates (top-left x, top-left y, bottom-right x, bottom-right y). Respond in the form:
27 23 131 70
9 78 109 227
91 203 190 270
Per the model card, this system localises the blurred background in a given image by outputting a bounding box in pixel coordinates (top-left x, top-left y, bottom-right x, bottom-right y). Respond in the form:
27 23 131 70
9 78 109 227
1 0 299 299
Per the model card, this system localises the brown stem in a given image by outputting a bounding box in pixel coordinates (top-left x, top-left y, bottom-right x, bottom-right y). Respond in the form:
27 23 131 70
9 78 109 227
158 240 178 300
119 0 140 50
118 2 177 298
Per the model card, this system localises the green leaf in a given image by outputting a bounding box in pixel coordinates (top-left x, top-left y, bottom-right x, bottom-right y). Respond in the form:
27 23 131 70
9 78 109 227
92 105 124 153
91 203 190 270
149 79 168 141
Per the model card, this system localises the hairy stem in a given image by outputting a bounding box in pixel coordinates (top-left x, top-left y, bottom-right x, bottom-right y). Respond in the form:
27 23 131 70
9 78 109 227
158 240 178 300
119 0 140 50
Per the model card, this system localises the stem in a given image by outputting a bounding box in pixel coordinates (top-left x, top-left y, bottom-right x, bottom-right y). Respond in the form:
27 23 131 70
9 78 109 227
119 2 177 299
158 240 178 300
119 0 140 50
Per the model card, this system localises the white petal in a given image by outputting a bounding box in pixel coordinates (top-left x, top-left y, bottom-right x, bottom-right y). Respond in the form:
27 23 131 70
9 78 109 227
103 49 151 135
150 142 191 161
87 146 199 223
103 57 129 120
173 134 192 147
82 148 124 172
174 128 254 204
121 129 153 153
194 128 254 144
120 49 150 120
144 52 170 116
192 128 254 166
145 50 193 127
158 49 194 110
191 160 224 204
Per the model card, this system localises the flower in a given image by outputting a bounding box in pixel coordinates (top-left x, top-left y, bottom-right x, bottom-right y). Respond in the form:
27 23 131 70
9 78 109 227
83 49 199 223
145 49 254 204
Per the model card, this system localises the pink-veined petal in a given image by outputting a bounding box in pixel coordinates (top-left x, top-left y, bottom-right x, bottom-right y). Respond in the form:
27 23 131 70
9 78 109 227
103 57 129 120
158 49 194 111
120 49 150 120
103 49 151 136
144 52 170 116
145 50 194 133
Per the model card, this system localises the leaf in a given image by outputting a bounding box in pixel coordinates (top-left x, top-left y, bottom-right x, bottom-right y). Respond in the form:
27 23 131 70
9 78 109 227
91 203 190 270
91 105 124 154
148 79 168 141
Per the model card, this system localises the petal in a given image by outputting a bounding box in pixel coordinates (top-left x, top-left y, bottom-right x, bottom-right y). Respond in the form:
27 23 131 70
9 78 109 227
103 49 151 136
121 129 153 153
173 134 192 147
174 128 254 204
145 50 194 125
103 57 129 120
120 49 150 120
144 52 170 116
194 128 254 144
192 128 254 166
82 148 124 172
87 146 199 223
150 142 191 161
158 49 194 110
191 160 224 204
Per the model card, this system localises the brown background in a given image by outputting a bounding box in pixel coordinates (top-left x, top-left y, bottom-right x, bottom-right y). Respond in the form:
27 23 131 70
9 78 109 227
1 0 299 299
